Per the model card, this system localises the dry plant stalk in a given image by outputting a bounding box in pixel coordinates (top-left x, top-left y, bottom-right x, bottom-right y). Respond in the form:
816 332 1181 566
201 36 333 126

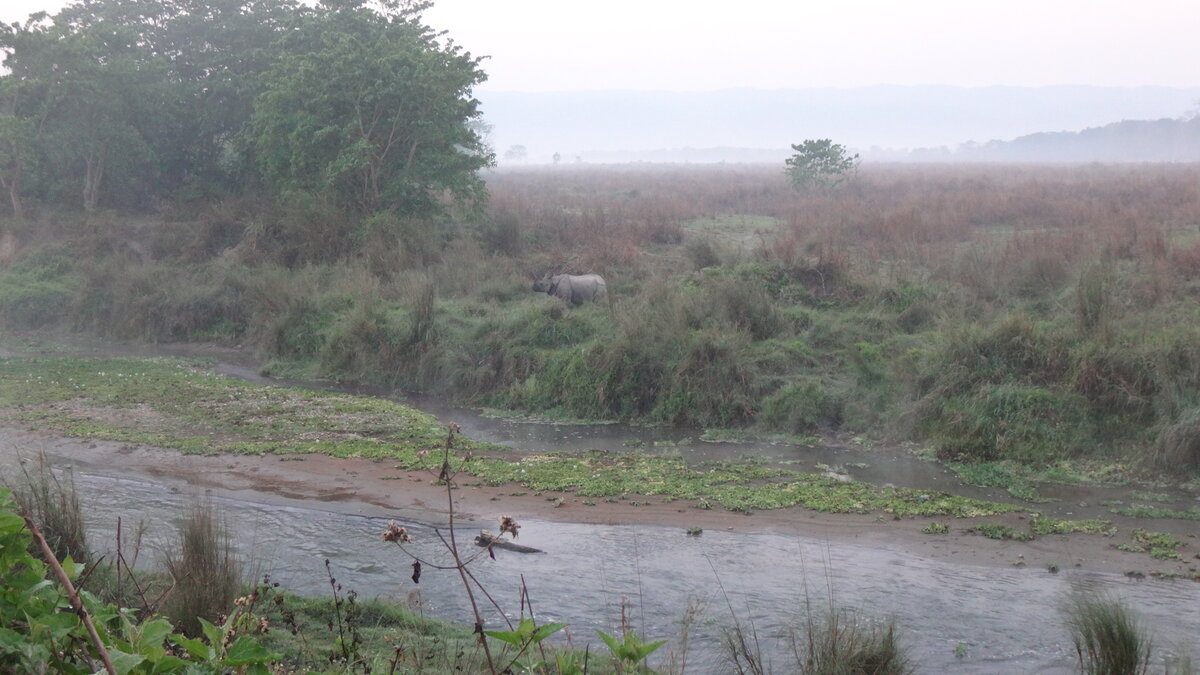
21 513 117 675
380 423 529 675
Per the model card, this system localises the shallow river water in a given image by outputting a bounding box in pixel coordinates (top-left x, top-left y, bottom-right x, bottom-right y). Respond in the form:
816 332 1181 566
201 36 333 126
2 345 1198 672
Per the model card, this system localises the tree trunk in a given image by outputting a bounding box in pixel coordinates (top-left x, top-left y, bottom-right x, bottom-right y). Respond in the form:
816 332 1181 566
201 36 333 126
8 180 22 221
0 171 22 221
83 147 105 213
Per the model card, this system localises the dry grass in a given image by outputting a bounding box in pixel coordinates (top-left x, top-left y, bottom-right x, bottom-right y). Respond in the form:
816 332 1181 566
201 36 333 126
6 451 91 565
162 503 242 637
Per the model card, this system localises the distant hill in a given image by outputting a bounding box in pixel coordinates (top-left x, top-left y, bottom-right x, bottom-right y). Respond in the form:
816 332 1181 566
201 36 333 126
478 86 1200 163
949 117 1200 162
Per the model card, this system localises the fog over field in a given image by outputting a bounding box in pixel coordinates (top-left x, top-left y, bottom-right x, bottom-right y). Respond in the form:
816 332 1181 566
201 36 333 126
481 86 1200 163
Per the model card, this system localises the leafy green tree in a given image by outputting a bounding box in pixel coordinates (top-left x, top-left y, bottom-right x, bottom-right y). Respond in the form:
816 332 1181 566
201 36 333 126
247 0 492 217
1 9 168 211
785 138 860 191
0 0 305 209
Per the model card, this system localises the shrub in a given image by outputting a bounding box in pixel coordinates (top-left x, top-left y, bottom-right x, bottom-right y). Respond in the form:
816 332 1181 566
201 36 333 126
0 248 81 328
1153 407 1200 470
758 380 843 433
684 237 722 270
1076 262 1114 337
703 272 787 340
652 328 760 427
927 385 1094 463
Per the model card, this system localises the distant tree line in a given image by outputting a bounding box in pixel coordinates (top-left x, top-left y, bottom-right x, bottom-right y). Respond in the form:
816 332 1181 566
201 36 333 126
0 0 492 222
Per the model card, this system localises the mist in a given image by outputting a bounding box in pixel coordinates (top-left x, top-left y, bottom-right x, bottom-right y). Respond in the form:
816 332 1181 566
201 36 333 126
481 85 1200 164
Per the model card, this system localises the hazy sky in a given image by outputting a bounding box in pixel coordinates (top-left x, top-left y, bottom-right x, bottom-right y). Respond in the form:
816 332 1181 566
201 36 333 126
4 0 1199 91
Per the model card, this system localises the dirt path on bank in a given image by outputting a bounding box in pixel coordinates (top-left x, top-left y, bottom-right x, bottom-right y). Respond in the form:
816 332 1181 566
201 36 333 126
4 425 1196 581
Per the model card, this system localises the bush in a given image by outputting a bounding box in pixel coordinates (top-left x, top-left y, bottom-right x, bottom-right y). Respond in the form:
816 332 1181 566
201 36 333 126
758 380 843 434
0 248 81 328
652 328 760 427
1153 407 1200 470
700 271 787 340
926 385 1094 463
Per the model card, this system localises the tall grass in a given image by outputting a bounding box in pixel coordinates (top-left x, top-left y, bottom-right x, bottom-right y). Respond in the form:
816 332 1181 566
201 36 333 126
5 164 1200 472
1065 594 1152 675
7 452 91 565
163 503 242 636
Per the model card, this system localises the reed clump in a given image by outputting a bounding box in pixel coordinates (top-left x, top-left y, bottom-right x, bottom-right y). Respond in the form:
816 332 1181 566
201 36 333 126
1065 593 1153 675
162 503 242 637
792 609 913 675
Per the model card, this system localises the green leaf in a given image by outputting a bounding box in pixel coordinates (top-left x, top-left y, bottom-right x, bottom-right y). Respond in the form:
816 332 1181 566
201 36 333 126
633 638 667 661
223 635 281 666
133 618 174 651
595 629 621 655
171 635 210 662
0 508 25 533
31 611 80 640
106 647 147 674
62 555 80 581
532 621 568 643
197 617 223 655
483 628 524 647
147 654 190 674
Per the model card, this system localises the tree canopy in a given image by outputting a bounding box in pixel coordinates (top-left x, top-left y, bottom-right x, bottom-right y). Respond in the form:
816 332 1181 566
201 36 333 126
784 139 860 192
0 0 492 222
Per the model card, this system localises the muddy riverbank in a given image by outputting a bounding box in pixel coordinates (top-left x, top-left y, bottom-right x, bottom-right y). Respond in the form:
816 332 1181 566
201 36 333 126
4 424 1196 580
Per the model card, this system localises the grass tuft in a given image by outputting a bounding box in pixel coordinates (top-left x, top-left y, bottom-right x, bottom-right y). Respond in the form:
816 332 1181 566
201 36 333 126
1065 593 1152 675
791 609 914 675
162 502 242 636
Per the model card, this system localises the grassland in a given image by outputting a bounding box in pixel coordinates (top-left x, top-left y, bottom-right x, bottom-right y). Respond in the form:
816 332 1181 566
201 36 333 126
1 164 1199 481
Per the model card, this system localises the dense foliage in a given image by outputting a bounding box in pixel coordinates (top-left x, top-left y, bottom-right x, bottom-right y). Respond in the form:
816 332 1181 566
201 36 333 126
0 0 490 237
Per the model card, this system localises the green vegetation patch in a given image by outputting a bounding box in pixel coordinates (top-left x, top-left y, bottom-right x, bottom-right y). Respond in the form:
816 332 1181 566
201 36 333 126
1030 518 1112 535
0 356 462 459
967 522 1035 541
949 461 1047 501
1119 529 1189 562
1110 503 1200 521
0 355 1019 518
1131 529 1184 550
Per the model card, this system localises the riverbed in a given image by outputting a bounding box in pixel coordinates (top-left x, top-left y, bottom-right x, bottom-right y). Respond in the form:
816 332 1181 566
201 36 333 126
1 340 1198 672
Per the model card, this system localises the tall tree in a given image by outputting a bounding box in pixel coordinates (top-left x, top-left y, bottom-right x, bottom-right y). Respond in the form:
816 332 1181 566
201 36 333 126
1 7 167 211
247 0 493 216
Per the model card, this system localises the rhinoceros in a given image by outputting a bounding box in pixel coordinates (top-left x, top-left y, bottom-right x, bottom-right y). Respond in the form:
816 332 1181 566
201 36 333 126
532 273 608 305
